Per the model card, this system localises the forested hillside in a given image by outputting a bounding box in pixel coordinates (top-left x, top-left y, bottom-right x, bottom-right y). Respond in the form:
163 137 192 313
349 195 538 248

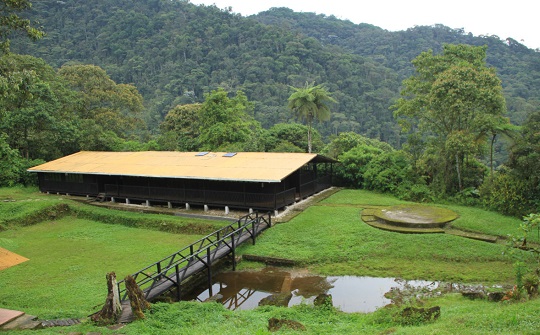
3 0 539 216
11 0 540 145
254 8 540 126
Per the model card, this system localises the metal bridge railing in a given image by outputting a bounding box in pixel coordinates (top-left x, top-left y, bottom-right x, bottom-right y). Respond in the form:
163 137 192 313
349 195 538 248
116 211 272 301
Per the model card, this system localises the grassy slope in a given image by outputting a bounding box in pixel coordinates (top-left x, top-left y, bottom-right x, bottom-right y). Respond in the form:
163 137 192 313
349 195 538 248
0 187 65 225
0 187 228 234
321 189 524 238
237 189 525 283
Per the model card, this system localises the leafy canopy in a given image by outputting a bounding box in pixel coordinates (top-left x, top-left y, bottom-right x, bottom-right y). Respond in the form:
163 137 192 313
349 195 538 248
0 0 44 52
0 53 80 160
197 88 263 151
392 44 508 194
58 64 147 142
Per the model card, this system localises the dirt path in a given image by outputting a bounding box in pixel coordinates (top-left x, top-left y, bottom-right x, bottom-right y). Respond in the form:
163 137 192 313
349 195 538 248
0 247 28 270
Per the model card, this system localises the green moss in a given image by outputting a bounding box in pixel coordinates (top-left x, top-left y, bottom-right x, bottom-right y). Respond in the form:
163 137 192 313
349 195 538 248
373 204 459 225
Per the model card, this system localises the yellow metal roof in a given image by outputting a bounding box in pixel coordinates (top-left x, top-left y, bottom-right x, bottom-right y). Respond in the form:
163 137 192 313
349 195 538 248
28 151 332 183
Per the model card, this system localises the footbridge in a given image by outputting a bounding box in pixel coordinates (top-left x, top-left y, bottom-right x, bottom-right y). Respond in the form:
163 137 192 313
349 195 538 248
116 212 272 322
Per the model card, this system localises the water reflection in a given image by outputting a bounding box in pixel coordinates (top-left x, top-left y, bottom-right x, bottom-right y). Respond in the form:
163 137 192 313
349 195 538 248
183 267 439 313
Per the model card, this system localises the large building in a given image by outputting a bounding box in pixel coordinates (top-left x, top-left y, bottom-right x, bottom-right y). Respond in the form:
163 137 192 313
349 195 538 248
28 151 336 211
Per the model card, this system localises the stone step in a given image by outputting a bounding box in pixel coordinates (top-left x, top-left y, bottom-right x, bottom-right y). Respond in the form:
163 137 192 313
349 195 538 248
360 215 377 222
0 309 24 327
372 216 448 229
445 230 498 243
364 219 446 234
40 318 81 327
1 314 41 330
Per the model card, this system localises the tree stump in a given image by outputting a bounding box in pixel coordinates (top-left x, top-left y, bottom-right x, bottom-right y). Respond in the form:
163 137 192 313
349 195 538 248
91 272 122 325
125 275 151 320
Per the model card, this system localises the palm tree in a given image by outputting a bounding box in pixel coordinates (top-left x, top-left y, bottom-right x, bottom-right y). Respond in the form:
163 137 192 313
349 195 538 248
287 82 336 153
488 122 520 177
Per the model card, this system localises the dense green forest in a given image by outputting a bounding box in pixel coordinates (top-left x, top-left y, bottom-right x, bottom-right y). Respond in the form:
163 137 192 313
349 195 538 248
11 1 540 138
1 0 539 216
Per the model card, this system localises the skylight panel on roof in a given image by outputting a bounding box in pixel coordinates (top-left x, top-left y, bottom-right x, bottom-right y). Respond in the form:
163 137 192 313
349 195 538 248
195 152 209 156
223 152 237 157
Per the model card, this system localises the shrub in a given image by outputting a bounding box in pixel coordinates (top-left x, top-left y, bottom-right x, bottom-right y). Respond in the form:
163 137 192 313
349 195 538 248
362 151 412 193
479 171 533 217
451 187 481 207
397 182 434 202
333 144 384 187
19 158 45 186
0 134 23 187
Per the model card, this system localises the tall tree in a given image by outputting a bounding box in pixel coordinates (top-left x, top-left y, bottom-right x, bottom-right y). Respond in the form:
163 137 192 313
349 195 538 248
197 88 263 151
159 103 201 151
0 54 79 160
321 131 394 159
0 0 44 52
508 110 540 202
288 82 336 153
480 111 540 217
266 123 324 153
480 117 519 178
0 133 22 186
58 64 146 142
392 44 507 194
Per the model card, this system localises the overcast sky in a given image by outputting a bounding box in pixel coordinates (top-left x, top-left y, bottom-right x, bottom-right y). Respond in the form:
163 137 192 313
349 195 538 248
189 0 539 50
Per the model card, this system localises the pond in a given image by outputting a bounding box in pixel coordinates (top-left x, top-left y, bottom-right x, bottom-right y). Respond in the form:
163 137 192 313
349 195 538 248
181 267 444 313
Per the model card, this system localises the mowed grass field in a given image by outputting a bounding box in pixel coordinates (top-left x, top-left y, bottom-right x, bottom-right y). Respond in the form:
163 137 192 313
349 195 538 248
0 187 229 318
237 189 527 283
1 187 539 334
0 218 206 318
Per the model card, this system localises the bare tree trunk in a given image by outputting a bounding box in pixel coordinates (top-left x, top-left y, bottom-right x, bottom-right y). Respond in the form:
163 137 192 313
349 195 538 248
455 154 462 191
490 133 496 178
125 275 151 320
91 272 122 325
307 123 312 153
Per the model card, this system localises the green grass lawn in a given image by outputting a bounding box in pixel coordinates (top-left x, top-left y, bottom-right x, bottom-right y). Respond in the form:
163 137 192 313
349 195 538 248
11 295 540 335
122 294 540 335
236 189 528 284
319 189 524 239
319 189 410 206
238 205 518 283
0 187 66 226
0 217 205 318
0 187 231 318
443 204 525 238
1 187 538 335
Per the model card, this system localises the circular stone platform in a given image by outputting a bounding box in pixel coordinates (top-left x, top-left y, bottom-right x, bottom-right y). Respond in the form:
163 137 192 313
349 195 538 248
361 204 459 233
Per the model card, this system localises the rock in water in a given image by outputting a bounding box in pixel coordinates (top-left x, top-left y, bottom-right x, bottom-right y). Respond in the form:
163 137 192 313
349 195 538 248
314 293 333 307
258 293 292 307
